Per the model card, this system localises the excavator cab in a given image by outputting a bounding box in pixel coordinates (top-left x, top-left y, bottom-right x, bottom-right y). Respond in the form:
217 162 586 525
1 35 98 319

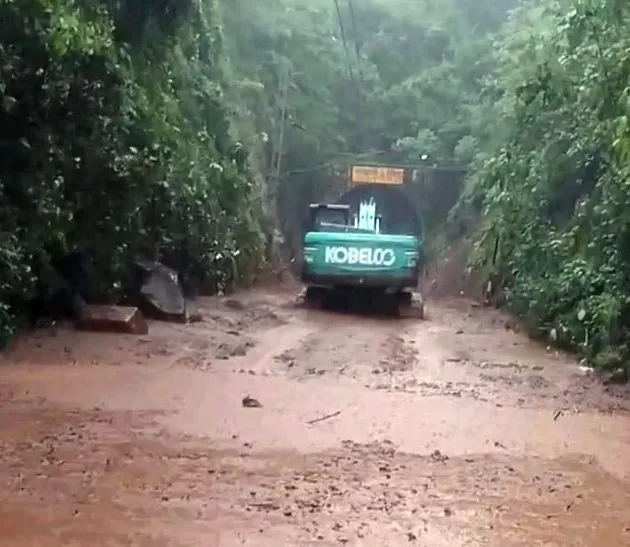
303 203 350 234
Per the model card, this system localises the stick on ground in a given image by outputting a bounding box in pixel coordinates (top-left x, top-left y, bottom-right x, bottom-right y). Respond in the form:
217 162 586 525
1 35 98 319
307 410 341 425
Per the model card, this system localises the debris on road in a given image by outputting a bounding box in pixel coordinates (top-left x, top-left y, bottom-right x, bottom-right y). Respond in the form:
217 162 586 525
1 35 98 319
76 304 149 335
2 286 630 545
242 395 262 408
134 259 186 322
306 410 342 425
224 298 245 310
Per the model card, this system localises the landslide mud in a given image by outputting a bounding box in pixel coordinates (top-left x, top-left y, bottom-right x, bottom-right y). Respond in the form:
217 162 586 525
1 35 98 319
1 288 630 545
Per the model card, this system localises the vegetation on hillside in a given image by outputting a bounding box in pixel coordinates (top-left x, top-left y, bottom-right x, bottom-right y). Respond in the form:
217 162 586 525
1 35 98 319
2 0 630 373
220 0 515 239
0 0 265 344
220 0 630 371
465 0 630 372
2 0 513 346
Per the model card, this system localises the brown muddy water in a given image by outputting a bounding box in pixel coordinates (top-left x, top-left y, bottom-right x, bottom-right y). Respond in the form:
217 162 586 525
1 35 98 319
1 287 629 546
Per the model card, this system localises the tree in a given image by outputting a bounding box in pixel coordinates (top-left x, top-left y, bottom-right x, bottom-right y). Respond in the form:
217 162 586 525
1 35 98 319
0 0 266 344
466 0 630 372
219 0 515 245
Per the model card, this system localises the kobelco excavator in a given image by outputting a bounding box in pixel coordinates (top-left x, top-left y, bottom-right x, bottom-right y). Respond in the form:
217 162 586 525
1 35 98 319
299 197 425 317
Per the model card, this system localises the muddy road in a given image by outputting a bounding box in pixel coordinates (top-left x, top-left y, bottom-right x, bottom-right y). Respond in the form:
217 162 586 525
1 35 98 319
1 286 630 546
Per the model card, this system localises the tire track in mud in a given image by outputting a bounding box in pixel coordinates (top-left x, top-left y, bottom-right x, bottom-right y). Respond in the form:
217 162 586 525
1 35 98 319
272 314 418 385
202 441 630 546
2 289 630 545
2 402 628 547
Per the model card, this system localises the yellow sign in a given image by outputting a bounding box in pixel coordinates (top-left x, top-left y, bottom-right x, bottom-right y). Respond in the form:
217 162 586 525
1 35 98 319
350 165 405 185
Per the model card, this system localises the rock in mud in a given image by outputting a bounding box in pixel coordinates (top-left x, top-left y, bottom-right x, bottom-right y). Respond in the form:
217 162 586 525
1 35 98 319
134 259 186 321
76 305 149 335
224 298 245 310
242 396 262 408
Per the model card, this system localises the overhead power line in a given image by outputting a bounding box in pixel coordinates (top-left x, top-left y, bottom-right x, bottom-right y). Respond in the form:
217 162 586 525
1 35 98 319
332 0 355 83
346 0 362 63
333 0 371 151
345 0 368 149
280 154 469 179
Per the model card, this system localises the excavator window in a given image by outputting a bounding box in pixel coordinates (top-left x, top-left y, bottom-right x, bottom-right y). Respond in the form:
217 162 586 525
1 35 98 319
305 204 350 233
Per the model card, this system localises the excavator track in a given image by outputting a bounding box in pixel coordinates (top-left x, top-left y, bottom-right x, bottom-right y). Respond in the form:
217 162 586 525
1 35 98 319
297 285 424 319
298 286 327 310
394 289 425 319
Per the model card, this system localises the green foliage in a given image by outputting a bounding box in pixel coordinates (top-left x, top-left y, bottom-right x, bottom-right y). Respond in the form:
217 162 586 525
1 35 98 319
222 0 512 165
11 0 624 376
467 0 630 371
219 0 515 245
0 0 265 345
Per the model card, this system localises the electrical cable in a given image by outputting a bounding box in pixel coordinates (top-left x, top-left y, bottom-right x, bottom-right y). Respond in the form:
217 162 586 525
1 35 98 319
346 0 363 67
332 0 356 83
333 0 371 152
345 0 369 149
280 155 468 179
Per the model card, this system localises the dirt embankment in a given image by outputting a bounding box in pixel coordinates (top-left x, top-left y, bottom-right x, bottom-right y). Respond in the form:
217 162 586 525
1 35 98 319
1 286 630 545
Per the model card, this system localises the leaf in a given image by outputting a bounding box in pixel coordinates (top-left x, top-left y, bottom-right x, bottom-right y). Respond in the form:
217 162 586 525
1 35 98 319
2 95 17 112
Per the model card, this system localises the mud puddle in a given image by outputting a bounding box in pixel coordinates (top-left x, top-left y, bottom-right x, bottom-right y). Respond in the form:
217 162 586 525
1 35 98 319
1 288 630 545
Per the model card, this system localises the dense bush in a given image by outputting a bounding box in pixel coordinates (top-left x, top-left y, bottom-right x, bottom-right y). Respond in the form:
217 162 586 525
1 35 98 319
466 0 630 372
7 0 627 376
0 0 266 345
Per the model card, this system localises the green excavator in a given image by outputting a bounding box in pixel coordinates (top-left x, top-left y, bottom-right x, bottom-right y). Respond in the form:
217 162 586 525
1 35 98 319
299 198 425 317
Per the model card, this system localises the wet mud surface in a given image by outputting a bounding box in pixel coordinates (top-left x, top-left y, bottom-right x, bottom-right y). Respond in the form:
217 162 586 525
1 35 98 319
1 287 630 545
